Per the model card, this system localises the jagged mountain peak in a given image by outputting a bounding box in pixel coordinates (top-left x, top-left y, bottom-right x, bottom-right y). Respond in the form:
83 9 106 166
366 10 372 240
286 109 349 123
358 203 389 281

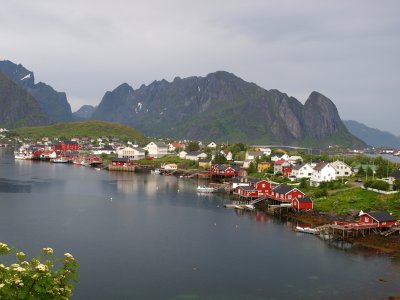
91 71 364 147
0 59 73 123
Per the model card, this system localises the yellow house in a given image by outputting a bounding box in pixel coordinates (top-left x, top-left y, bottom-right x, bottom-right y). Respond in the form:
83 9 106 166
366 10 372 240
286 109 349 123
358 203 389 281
257 162 272 173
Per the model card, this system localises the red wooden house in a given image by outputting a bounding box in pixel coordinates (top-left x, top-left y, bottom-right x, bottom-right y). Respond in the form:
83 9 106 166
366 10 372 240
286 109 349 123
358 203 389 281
236 186 259 198
111 157 130 167
359 211 397 228
249 179 272 196
54 141 79 151
292 197 313 211
282 166 293 177
210 164 240 177
271 185 305 203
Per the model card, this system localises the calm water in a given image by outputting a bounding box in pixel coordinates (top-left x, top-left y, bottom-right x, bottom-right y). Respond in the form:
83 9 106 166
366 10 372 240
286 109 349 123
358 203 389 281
1 148 400 300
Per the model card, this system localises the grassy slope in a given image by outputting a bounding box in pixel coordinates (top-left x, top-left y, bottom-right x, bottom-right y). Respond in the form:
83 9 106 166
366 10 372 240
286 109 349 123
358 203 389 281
313 188 400 217
11 121 149 145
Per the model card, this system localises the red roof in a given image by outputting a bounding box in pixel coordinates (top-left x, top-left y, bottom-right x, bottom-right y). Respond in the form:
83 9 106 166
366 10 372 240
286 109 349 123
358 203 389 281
274 159 286 165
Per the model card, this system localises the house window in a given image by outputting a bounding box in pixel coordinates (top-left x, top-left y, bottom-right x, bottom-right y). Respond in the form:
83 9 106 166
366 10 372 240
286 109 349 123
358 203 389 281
288 195 292 200
365 217 369 222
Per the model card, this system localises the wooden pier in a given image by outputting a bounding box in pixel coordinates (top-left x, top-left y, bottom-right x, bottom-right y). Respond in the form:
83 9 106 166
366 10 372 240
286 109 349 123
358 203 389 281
314 222 388 240
107 165 136 172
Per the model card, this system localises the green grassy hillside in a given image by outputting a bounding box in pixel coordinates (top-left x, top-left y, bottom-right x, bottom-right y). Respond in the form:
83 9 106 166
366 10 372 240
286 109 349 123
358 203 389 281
11 121 149 145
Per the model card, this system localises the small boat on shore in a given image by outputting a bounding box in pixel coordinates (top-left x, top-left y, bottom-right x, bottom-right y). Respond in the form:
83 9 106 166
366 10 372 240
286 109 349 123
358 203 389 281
196 185 215 193
295 226 318 234
51 158 69 163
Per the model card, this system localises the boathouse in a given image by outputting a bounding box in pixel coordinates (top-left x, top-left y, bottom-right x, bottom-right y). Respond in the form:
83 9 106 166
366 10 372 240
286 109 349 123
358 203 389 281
249 179 272 196
359 211 397 228
54 141 80 151
236 186 259 198
111 157 130 167
271 185 305 203
210 164 240 177
292 197 313 211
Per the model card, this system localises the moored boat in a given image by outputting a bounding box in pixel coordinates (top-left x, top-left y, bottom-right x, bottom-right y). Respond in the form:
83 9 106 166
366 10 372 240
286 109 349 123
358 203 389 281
196 185 215 193
51 158 69 163
295 226 318 234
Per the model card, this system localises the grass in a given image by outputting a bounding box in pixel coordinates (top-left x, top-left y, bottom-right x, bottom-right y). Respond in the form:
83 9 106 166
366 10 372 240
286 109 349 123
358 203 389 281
313 187 400 217
10 121 149 145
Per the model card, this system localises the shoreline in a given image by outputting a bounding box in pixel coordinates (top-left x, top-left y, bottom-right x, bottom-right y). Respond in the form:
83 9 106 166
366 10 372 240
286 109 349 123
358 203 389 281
283 210 400 256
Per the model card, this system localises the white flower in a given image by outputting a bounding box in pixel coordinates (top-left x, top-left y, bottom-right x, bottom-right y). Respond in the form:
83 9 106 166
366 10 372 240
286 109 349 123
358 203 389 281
0 283 4 288
64 253 74 260
35 264 48 272
42 247 54 255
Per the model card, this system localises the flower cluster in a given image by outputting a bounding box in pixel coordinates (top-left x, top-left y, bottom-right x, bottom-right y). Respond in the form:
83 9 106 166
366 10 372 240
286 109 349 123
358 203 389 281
0 241 79 299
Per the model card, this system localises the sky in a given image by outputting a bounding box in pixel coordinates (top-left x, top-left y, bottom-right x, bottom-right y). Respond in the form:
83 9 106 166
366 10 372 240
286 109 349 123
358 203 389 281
1 0 399 135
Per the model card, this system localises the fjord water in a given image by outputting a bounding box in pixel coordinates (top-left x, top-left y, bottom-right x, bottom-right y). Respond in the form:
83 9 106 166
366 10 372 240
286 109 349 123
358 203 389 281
0 149 399 300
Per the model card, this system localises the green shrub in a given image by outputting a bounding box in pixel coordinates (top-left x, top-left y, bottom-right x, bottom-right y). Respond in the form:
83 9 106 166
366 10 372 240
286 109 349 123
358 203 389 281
0 243 79 299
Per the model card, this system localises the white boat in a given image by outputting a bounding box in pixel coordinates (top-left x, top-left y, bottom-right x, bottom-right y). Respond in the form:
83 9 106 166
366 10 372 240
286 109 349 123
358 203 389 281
14 152 32 160
51 158 69 163
295 226 318 234
196 185 215 193
151 169 162 174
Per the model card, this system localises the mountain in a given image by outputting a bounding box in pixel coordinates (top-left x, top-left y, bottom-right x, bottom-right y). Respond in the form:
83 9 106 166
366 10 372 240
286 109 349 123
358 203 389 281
0 60 73 123
344 120 400 148
0 72 50 127
92 71 364 147
73 105 96 119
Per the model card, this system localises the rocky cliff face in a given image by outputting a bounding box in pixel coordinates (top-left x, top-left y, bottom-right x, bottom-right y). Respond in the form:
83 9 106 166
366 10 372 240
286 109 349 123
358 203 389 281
0 72 50 127
92 71 364 147
0 60 73 123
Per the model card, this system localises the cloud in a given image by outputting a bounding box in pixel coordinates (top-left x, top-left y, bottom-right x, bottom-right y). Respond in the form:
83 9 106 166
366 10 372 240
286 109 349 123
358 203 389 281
1 0 399 134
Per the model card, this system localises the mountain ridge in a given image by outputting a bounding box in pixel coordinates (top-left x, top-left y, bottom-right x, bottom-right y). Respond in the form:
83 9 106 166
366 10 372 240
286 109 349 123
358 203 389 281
91 71 364 147
344 120 400 148
0 60 73 122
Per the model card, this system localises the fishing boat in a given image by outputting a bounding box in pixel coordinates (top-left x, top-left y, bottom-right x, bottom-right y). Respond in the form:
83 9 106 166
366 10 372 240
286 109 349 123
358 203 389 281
295 226 318 234
196 185 215 193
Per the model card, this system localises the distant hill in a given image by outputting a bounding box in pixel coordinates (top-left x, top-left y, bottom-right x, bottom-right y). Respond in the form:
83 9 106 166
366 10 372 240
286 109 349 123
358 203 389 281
92 71 364 148
11 121 149 145
344 120 400 148
0 72 50 128
73 105 96 119
0 60 73 123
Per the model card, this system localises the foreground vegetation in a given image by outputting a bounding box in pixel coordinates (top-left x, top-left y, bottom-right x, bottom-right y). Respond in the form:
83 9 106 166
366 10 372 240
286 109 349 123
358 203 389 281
9 121 149 145
0 243 79 299
313 188 400 216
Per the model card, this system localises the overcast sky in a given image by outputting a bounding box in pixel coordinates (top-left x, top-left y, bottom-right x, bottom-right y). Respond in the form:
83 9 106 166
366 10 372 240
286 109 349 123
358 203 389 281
1 0 399 134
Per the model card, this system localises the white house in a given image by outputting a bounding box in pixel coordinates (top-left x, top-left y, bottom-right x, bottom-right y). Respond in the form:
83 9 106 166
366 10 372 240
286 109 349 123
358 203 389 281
221 150 233 161
207 142 217 148
144 142 169 158
184 151 208 161
245 151 264 161
93 145 115 155
331 160 353 177
117 147 145 160
271 153 289 162
257 147 271 156
291 163 314 179
288 155 303 165
310 162 337 186
161 163 178 171
274 159 291 174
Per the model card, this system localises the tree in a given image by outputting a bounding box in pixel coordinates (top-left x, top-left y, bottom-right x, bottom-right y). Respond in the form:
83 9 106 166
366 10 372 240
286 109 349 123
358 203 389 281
213 153 228 164
0 242 79 299
186 142 200 152
247 162 257 174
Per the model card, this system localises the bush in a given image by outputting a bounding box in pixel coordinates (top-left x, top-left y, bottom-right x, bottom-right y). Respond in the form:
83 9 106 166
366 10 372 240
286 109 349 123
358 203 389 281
314 189 328 198
0 243 79 299
364 180 390 191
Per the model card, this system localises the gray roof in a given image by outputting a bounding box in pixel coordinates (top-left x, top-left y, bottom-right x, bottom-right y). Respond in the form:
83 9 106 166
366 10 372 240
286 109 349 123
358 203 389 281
366 211 397 222
112 157 129 162
313 162 329 171
273 185 297 194
292 164 305 171
239 186 256 191
154 142 167 147
297 197 312 203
